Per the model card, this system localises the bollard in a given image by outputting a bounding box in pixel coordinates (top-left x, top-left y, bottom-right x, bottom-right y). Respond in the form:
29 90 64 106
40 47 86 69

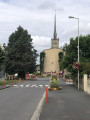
9 77 10 86
4 80 6 88
12 77 13 85
15 79 16 84
45 86 48 103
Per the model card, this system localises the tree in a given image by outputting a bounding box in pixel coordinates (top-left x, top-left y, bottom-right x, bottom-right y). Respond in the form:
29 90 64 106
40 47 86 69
58 52 63 62
58 52 64 70
40 52 45 72
5 26 38 78
0 45 6 71
62 34 90 79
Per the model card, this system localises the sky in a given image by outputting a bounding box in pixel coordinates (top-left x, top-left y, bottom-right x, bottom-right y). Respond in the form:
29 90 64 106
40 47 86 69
0 0 90 63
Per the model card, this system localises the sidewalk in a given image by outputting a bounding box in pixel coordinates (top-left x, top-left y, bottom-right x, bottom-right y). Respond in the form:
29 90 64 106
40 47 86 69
39 79 90 120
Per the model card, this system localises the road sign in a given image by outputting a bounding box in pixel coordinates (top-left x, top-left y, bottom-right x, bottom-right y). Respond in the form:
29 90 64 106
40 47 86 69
72 62 80 70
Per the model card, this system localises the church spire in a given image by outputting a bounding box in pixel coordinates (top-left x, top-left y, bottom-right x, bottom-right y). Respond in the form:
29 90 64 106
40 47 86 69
51 11 59 48
53 10 57 39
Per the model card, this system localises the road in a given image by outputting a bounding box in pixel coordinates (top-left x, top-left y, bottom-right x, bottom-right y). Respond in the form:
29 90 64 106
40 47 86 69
0 77 50 120
40 78 90 120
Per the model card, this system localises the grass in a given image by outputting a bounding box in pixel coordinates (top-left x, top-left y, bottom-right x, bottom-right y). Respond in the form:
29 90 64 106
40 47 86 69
0 79 23 86
0 81 11 85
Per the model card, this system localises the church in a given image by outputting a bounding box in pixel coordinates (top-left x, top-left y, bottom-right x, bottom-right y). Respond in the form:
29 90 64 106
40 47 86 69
42 13 63 74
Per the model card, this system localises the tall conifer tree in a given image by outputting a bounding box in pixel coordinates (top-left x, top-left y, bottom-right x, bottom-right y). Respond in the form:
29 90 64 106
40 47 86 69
6 26 38 78
0 45 6 71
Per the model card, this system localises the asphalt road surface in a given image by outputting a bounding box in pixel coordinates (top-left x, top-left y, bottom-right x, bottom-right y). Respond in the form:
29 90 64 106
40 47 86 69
40 78 90 120
0 77 50 120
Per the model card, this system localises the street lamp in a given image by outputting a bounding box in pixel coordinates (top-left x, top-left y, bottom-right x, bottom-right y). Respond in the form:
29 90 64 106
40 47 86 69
68 16 80 90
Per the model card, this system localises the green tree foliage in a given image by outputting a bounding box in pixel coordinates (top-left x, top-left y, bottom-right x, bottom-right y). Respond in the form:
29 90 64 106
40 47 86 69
58 52 63 62
40 52 45 72
62 35 90 78
0 45 6 71
5 26 38 78
58 52 64 70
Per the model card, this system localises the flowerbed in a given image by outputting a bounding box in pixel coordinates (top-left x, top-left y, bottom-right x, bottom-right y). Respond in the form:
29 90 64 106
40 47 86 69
48 75 62 90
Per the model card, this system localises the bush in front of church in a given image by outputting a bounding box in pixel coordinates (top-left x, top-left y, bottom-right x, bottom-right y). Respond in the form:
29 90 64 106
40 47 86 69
49 75 62 90
51 75 57 80
50 80 59 89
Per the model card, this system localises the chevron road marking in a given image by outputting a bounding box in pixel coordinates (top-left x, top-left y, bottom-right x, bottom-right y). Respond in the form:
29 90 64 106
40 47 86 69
12 84 49 88
19 85 24 87
13 85 19 88
38 85 43 88
25 84 30 87
31 85 38 88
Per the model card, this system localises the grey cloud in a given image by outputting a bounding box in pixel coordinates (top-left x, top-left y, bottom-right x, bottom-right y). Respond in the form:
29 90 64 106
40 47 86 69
57 7 64 12
1 0 90 64
38 1 56 10
38 1 64 12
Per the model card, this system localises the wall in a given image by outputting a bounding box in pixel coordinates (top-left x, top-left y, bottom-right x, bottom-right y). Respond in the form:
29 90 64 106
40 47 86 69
44 48 63 73
73 74 90 94
87 77 90 94
83 74 90 94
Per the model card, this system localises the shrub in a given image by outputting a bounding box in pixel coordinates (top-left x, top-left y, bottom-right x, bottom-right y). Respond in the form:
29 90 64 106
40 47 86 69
50 80 59 89
65 74 72 79
34 72 41 76
52 75 57 80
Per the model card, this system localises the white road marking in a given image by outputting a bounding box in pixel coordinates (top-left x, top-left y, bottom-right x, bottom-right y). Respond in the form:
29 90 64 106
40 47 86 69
19 85 24 87
38 85 43 88
13 85 19 88
13 84 49 88
31 85 38 88
65 82 73 85
25 84 30 87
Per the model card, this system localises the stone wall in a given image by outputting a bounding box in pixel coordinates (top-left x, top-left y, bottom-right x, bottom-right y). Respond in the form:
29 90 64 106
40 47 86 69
44 48 63 73
87 77 90 94
80 74 90 94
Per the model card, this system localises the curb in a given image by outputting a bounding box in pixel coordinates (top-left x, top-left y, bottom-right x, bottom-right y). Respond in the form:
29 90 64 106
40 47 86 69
0 86 10 90
31 92 45 120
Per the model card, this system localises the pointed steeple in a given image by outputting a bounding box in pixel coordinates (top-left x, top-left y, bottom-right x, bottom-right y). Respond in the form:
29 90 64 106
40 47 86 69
51 11 59 48
53 10 57 39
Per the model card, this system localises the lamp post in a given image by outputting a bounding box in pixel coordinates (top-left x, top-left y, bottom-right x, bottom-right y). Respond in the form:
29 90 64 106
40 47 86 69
68 16 80 90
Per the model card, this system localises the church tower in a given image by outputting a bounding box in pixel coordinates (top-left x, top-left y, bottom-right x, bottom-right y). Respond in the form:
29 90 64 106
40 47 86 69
42 13 63 74
51 13 59 48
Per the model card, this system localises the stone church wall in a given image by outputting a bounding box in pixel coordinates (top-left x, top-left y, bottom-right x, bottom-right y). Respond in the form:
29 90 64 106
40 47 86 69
44 48 63 73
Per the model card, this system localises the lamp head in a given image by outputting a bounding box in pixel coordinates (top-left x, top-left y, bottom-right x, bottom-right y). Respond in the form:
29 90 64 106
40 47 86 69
68 16 75 18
